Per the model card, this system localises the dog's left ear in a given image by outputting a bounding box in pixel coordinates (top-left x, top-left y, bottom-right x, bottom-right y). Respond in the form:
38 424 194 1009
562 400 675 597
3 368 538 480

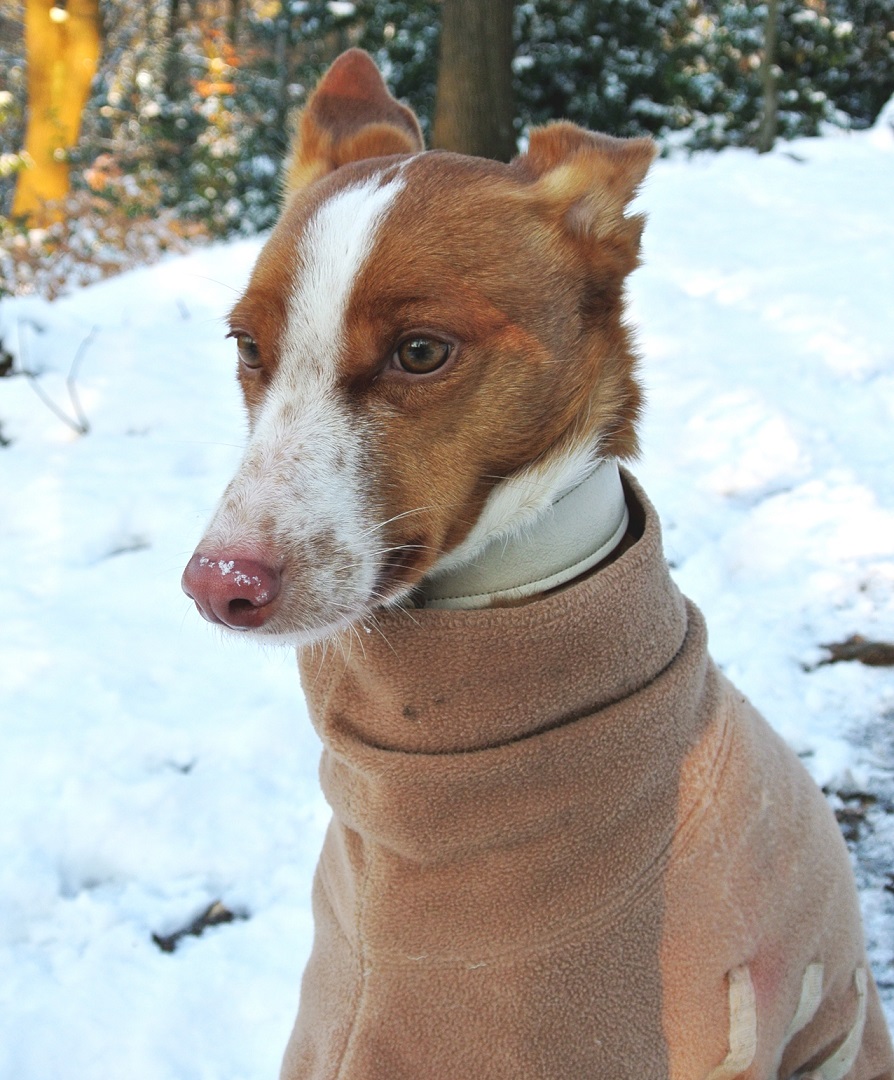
284 49 424 199
515 122 656 269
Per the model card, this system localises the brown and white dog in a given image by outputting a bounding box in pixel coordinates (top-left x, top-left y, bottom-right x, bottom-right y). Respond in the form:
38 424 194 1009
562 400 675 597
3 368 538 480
182 50 893 1080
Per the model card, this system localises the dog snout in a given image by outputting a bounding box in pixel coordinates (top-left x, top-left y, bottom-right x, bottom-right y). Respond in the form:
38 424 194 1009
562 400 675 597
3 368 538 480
181 553 281 631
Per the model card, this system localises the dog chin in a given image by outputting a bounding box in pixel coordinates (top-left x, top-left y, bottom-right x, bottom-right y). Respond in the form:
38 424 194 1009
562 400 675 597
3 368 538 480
218 616 353 651
222 582 415 650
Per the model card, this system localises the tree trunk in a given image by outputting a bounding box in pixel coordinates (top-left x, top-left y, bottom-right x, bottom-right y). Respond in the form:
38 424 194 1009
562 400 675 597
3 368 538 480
756 0 780 153
432 0 516 161
275 3 291 141
12 0 101 222
164 0 189 103
228 0 240 48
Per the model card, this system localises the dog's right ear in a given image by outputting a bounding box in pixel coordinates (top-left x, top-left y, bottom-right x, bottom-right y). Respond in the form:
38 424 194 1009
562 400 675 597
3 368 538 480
514 122 656 275
283 49 424 199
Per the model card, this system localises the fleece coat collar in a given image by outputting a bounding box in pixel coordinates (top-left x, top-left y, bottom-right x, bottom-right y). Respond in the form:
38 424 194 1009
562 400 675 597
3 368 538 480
283 473 893 1080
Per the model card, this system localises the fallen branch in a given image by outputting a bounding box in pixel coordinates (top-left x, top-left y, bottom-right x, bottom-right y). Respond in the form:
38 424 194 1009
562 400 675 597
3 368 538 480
819 634 894 668
66 325 95 432
21 322 97 436
152 900 246 954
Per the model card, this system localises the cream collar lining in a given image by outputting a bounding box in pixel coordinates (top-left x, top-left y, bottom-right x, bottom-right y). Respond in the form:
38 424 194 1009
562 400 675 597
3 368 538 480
416 458 629 610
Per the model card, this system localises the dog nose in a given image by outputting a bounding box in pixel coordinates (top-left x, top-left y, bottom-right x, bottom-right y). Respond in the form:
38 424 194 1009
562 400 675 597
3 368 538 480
181 553 281 630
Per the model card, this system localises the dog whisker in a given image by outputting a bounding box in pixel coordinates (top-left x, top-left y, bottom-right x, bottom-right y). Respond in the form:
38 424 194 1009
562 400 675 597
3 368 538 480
347 622 367 662
187 273 244 295
359 506 435 537
363 613 397 654
326 543 438 578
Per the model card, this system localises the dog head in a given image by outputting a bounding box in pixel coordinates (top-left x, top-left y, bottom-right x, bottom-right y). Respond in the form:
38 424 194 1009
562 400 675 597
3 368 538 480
182 49 655 644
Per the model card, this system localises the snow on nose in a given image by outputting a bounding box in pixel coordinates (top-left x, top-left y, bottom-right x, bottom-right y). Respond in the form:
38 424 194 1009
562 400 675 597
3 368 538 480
181 553 281 631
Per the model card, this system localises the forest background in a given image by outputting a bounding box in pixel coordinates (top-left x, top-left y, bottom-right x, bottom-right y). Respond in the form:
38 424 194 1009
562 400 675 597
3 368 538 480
1 0 893 301
0 5 893 1072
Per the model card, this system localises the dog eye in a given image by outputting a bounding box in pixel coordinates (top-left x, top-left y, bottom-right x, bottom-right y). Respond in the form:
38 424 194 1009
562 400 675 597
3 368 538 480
394 337 451 375
232 332 261 370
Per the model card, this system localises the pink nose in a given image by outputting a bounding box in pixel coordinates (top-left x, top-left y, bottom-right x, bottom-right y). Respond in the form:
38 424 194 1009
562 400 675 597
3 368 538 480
181 553 281 630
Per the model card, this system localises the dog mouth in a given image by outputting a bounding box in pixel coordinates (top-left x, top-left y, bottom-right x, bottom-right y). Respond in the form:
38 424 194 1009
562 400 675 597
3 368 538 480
373 540 429 604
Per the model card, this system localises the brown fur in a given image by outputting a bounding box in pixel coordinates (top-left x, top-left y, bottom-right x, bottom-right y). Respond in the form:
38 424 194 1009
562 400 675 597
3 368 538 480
284 49 423 198
235 51 653 594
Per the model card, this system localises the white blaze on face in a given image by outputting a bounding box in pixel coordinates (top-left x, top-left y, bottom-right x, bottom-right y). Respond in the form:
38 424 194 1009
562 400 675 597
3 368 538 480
198 174 405 637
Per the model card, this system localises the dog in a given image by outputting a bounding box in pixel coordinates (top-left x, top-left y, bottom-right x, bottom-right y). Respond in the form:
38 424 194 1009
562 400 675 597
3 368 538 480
182 49 893 1079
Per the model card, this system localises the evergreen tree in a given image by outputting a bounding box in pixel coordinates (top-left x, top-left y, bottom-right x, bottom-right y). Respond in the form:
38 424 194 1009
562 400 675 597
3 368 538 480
3 0 893 243
799 0 894 129
351 0 441 138
514 0 692 138
672 0 894 149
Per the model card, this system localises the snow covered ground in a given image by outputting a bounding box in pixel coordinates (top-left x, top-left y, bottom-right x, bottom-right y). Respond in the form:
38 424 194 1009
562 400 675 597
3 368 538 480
1 113 893 1076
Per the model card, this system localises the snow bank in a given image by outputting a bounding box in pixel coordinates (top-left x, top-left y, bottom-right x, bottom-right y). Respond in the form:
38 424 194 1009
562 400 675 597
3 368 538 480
1 126 892 1075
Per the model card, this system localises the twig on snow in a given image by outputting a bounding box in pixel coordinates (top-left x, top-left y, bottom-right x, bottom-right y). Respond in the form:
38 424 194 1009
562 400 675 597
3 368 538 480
20 322 97 436
819 635 894 668
152 900 247 953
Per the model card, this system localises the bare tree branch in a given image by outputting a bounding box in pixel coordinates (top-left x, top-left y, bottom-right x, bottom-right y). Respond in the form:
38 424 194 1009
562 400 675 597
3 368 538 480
20 321 97 436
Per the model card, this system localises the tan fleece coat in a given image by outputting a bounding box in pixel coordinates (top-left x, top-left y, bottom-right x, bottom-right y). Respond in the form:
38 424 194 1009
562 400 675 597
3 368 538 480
282 475 893 1079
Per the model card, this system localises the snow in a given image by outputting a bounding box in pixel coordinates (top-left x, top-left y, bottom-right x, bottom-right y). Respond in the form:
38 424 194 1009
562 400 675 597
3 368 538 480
1 118 893 1074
